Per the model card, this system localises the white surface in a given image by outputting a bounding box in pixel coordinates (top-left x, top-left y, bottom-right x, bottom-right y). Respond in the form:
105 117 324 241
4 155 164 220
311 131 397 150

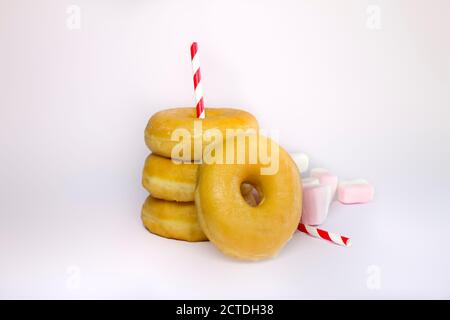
1 0 450 299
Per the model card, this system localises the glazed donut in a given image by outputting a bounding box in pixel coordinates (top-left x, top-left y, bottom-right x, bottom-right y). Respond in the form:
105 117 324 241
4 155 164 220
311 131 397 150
141 196 207 242
195 134 302 260
142 154 198 202
145 107 258 161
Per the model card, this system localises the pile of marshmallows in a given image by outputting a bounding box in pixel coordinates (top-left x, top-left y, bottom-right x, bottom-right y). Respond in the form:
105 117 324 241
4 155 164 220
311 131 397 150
291 153 374 226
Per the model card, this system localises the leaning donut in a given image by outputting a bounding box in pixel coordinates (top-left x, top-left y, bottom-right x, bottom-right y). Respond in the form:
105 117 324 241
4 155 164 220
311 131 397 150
142 154 198 202
145 107 258 161
141 196 207 242
195 134 302 260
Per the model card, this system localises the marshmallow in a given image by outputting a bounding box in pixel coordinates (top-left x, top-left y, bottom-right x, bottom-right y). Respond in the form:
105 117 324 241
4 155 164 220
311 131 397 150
300 168 338 225
301 184 331 226
310 168 338 204
290 152 309 174
337 179 374 204
302 177 320 188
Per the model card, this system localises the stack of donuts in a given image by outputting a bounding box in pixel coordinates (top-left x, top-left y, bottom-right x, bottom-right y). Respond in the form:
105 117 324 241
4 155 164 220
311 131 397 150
141 107 303 261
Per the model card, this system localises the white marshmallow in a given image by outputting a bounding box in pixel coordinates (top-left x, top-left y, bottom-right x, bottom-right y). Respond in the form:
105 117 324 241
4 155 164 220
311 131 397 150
290 152 309 174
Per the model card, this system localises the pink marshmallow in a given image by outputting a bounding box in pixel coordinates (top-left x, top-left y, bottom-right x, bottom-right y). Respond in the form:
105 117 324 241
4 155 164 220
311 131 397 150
301 184 331 226
337 179 374 204
310 168 338 203
301 177 320 188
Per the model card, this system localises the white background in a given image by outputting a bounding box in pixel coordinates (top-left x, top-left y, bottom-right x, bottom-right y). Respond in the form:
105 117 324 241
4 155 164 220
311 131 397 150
1 0 449 299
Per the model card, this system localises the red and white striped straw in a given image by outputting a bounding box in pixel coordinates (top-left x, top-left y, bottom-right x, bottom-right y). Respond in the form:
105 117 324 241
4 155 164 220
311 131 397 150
298 223 352 247
190 42 205 119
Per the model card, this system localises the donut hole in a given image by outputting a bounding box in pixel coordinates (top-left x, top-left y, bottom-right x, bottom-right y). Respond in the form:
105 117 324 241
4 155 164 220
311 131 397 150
240 182 263 207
